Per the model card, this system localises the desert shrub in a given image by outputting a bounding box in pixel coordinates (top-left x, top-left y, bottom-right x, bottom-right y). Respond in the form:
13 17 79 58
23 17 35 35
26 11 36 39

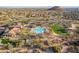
19 28 30 39
75 27 79 34
0 37 17 47
53 45 61 53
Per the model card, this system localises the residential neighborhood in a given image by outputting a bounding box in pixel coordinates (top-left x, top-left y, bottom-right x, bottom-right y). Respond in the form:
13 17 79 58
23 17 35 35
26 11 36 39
0 6 79 53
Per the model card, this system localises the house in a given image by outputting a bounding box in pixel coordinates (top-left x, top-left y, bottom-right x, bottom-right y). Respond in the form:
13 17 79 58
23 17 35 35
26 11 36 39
8 23 23 37
8 27 21 38
69 23 79 30
67 23 79 35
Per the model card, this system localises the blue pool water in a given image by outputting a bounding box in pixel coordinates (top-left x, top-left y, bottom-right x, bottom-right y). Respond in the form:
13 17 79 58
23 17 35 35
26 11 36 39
33 26 46 34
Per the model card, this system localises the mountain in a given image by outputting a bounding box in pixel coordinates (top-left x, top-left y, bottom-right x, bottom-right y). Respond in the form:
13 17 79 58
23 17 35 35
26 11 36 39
48 6 64 11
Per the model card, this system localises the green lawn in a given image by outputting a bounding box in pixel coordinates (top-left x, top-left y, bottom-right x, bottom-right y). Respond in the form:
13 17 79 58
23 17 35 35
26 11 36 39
51 24 69 36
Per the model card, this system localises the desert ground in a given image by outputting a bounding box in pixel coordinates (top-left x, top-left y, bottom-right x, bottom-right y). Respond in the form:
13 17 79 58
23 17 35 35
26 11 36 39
0 6 79 53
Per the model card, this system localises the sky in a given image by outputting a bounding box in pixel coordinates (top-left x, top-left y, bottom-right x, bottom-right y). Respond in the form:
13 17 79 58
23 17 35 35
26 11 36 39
0 0 79 7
